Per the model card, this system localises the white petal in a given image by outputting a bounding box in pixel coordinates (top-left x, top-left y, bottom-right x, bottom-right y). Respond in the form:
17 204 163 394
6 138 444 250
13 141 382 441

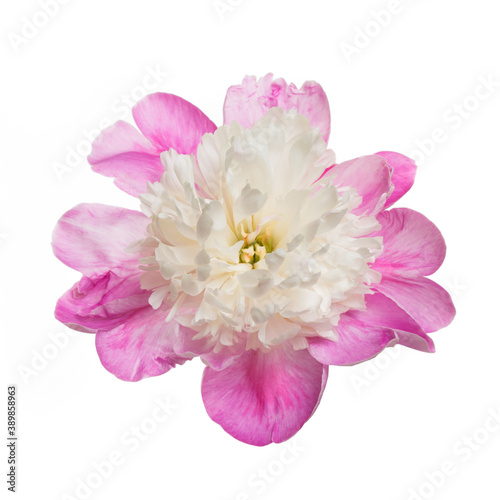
238 269 274 299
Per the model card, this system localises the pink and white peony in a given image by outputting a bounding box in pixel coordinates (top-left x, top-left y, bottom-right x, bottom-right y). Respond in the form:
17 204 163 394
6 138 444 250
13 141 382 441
53 74 455 446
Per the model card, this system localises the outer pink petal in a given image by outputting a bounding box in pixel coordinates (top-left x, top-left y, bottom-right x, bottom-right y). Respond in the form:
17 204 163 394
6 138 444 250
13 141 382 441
224 74 331 142
172 329 247 371
201 343 328 446
374 276 456 333
52 203 149 276
308 290 435 364
375 151 417 208
371 208 446 278
95 305 192 382
88 121 164 197
200 343 247 371
308 315 398 366
352 293 435 353
55 271 149 333
328 155 392 216
132 93 217 154
395 330 435 353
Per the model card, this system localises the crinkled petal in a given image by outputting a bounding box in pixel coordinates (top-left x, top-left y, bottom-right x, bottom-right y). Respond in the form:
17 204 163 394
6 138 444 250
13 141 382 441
352 293 435 353
308 314 398 366
309 291 435 363
172 322 247 371
328 155 392 216
88 120 164 197
224 74 331 142
170 331 242 371
374 276 456 333
200 343 247 371
375 151 417 208
132 92 216 154
372 208 446 278
201 343 328 446
95 305 192 382
55 271 149 333
52 204 149 276
395 330 435 353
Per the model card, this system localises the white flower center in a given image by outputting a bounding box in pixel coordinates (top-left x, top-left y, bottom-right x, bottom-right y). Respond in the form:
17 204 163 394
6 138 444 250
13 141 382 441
136 108 383 351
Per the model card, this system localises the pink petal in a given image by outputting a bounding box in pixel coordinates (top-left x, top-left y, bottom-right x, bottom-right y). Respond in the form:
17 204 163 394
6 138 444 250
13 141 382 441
374 276 456 333
201 344 328 446
52 204 149 276
395 330 435 353
171 333 245 371
309 291 436 364
328 155 392 216
308 314 398 366
372 208 446 278
88 120 164 197
224 74 331 142
172 332 212 358
354 293 435 353
171 326 247 371
375 151 417 208
200 343 247 371
132 92 216 154
55 271 150 333
95 305 192 382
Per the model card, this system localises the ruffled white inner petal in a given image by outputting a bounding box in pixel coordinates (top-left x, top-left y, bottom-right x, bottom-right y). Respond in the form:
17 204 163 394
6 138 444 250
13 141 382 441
136 108 383 351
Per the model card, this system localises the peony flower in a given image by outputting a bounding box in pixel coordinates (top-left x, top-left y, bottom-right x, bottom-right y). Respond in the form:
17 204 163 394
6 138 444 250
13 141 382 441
53 74 455 446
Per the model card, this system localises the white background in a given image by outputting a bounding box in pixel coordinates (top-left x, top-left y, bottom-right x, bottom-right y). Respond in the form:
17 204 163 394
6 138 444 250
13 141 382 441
1 0 499 499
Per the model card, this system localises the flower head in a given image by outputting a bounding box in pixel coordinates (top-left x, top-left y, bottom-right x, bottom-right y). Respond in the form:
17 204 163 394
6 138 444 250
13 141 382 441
53 74 455 446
